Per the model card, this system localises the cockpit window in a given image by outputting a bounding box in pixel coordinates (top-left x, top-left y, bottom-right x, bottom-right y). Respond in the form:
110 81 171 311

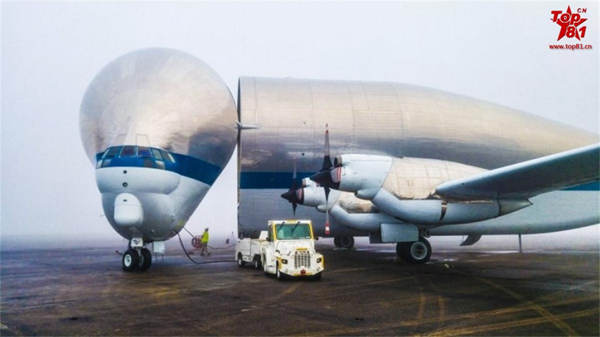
103 146 121 159
160 149 175 163
138 146 152 158
97 145 174 170
151 148 163 160
120 146 137 157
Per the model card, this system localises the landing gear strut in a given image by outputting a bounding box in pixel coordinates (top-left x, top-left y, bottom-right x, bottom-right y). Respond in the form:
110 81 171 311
334 236 354 249
396 237 431 264
122 239 153 272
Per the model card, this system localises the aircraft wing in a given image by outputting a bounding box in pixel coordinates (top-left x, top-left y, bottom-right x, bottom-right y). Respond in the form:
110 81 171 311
435 143 600 200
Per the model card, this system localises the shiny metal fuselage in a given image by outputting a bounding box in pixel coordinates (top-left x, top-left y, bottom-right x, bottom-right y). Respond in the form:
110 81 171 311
238 77 598 237
80 48 236 167
80 49 237 242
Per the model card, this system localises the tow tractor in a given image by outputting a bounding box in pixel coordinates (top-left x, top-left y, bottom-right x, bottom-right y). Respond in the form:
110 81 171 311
235 219 324 280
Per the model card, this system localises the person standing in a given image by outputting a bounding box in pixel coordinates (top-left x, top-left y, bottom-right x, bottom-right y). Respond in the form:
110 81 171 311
200 228 210 256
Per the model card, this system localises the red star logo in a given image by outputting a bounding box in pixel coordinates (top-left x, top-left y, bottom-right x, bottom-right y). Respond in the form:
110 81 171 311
552 6 587 41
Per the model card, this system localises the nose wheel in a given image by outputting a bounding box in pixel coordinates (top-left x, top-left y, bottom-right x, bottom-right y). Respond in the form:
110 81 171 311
139 248 152 271
122 243 153 272
122 249 140 272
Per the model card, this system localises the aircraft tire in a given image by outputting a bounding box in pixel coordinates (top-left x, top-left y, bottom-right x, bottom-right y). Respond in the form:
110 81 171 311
333 237 341 247
396 242 409 259
340 236 354 249
139 248 152 271
122 249 139 272
404 238 432 264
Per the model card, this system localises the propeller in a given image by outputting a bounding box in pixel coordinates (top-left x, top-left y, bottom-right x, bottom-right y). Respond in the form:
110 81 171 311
281 158 302 215
310 124 333 199
309 124 336 235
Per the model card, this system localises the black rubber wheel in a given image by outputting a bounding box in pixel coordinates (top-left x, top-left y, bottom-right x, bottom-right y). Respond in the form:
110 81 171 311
276 263 284 281
340 236 355 249
396 242 409 258
122 249 139 272
404 238 432 264
253 255 262 270
139 248 152 271
237 253 245 268
333 237 341 247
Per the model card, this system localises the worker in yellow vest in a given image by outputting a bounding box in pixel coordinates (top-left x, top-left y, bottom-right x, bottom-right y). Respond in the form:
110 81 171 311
200 228 210 256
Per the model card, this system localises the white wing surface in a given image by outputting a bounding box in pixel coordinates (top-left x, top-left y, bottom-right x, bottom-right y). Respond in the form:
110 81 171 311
435 143 599 200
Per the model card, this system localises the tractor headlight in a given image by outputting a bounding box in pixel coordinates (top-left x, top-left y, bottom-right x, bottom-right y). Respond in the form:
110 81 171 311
281 259 288 264
316 257 322 263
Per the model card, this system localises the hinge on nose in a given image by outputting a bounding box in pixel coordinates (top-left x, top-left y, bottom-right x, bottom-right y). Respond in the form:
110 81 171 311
236 121 260 130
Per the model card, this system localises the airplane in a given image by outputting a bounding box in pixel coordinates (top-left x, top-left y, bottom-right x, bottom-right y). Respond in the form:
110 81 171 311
237 77 599 263
80 48 238 271
81 48 599 271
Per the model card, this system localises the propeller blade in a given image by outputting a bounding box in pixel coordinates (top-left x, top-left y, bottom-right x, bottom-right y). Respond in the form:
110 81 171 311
281 157 302 216
322 124 332 171
311 124 335 187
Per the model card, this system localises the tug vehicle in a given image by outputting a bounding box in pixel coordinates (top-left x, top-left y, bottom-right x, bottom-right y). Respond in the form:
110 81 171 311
236 220 324 280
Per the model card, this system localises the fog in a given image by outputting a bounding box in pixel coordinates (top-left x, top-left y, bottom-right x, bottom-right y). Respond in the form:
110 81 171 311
1 2 598 250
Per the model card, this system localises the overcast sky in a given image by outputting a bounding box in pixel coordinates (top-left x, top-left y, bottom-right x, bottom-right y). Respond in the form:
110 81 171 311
1 1 598 247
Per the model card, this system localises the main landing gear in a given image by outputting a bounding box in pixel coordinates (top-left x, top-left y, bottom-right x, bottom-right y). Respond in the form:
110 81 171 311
122 239 153 272
396 237 431 264
333 236 354 249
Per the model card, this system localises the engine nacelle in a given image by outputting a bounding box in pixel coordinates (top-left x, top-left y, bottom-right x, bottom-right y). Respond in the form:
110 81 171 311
372 189 531 225
333 154 393 198
298 186 340 210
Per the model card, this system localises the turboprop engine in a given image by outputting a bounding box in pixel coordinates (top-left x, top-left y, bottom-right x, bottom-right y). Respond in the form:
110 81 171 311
313 154 532 225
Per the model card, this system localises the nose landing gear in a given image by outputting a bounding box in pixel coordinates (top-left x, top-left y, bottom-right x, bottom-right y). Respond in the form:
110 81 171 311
122 239 153 272
122 249 139 272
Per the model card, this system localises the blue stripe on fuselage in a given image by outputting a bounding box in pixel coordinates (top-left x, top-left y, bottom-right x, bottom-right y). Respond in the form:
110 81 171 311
240 172 314 189
96 152 221 185
240 172 600 192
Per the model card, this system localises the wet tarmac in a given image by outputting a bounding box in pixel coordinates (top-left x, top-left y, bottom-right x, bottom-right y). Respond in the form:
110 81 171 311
1 244 598 336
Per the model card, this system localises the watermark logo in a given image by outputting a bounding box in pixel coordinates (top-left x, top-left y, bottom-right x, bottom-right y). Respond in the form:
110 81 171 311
549 6 592 50
551 6 587 40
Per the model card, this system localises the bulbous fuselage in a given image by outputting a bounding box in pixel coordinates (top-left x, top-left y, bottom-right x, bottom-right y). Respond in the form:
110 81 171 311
80 48 236 241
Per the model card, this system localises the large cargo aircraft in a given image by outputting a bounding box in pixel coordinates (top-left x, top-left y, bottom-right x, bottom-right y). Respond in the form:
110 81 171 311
81 48 598 271
238 77 599 263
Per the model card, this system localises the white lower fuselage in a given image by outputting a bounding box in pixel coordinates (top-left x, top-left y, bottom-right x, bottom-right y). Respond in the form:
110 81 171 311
96 166 209 242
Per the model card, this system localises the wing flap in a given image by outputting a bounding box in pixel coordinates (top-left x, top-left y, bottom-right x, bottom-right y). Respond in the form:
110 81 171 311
435 143 600 200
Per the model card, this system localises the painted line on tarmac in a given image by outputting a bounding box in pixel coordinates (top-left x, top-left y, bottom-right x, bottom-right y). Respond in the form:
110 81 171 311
476 277 579 336
427 308 597 337
308 293 596 336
